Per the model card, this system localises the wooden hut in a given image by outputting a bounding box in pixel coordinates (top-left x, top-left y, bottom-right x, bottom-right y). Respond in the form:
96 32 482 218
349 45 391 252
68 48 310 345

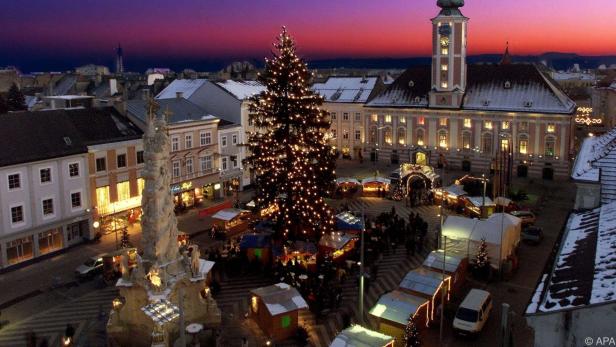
211 208 250 235
398 267 452 324
318 232 356 262
369 290 430 345
335 212 364 235
361 177 391 197
240 233 272 266
249 283 308 341
422 250 468 296
335 177 361 196
330 325 394 347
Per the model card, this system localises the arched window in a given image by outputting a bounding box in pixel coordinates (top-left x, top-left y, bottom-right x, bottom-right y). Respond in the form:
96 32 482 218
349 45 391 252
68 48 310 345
383 127 392 145
500 134 511 152
462 131 471 150
416 129 425 146
482 133 493 154
545 136 556 157
397 127 406 145
438 130 448 148
369 126 377 144
519 134 529 154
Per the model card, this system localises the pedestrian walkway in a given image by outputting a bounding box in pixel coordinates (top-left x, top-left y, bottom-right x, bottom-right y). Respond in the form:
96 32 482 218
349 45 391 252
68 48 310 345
0 286 117 347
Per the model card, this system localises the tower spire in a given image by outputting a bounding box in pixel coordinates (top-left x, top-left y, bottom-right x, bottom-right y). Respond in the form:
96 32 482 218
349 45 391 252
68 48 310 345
115 43 124 74
500 42 512 65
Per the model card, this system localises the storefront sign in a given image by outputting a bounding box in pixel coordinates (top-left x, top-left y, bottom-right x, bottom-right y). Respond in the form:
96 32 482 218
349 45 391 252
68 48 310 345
171 181 193 194
575 107 602 126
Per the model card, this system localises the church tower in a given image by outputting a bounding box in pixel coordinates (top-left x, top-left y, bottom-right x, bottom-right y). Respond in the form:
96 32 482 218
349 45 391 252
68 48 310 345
115 43 124 74
429 0 468 108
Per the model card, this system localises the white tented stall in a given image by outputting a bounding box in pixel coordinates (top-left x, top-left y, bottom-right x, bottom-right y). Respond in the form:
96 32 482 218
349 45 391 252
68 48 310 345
442 213 521 269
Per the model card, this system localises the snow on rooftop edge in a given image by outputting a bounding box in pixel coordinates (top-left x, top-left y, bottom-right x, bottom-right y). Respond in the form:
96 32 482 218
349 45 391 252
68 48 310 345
592 201 616 304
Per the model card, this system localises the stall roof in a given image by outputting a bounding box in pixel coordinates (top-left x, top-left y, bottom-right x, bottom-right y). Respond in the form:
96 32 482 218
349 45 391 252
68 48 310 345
319 232 354 250
336 177 361 185
330 325 394 347
442 184 467 197
399 267 450 297
211 208 248 221
336 212 364 231
423 250 465 274
240 233 271 249
361 177 391 185
250 283 308 316
466 196 495 207
369 290 429 326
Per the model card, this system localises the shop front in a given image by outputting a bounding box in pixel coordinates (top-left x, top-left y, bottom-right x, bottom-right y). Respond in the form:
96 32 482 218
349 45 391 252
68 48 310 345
6 235 34 266
172 174 221 211
38 227 63 255
95 178 144 235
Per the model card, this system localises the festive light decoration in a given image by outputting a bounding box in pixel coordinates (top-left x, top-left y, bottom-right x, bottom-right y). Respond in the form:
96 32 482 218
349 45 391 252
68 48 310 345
475 237 490 270
403 317 422 347
245 27 336 240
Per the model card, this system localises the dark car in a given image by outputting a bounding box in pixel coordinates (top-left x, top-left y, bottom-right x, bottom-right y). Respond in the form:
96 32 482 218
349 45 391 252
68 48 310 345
510 210 536 226
522 226 543 244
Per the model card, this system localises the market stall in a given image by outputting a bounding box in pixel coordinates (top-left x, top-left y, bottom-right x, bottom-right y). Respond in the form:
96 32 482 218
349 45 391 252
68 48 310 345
318 232 356 262
462 196 496 217
330 325 394 347
211 208 251 235
249 283 308 341
369 290 430 343
275 241 318 272
335 177 361 196
361 177 391 197
240 233 272 265
442 213 522 270
398 267 451 323
335 212 364 234
247 200 279 218
433 184 467 208
422 250 468 296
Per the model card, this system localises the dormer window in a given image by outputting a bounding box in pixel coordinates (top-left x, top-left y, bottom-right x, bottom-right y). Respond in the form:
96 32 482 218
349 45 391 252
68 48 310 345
524 101 533 108
504 81 511 89
408 80 415 88
482 100 490 107
414 96 421 104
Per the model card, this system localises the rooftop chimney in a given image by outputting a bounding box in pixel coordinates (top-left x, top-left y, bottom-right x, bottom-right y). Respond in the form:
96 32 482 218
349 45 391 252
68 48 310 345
176 91 183 99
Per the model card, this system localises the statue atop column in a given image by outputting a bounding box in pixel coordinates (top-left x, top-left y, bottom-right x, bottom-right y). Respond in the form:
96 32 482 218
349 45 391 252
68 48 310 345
437 0 464 8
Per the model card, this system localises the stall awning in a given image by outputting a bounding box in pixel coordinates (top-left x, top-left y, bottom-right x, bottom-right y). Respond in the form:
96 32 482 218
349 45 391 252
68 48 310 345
330 325 394 347
369 290 429 326
319 232 353 250
336 212 364 231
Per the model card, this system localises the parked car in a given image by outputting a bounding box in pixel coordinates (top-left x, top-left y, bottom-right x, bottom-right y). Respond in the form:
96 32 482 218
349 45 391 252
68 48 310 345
510 210 536 225
75 254 105 279
453 289 492 336
522 226 544 244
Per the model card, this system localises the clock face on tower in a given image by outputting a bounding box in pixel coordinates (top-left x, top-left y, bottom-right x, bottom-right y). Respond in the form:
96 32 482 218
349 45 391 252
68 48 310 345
440 36 449 47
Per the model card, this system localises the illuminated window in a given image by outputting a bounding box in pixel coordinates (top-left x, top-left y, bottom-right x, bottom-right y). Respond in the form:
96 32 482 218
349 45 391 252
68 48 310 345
398 128 406 145
137 178 145 196
400 117 406 124
519 135 528 154
462 132 471 149
371 114 378 122
385 115 392 123
418 116 425 125
438 130 448 148
545 137 556 157
482 133 493 153
500 138 510 151
369 126 377 143
441 82 448 89
440 118 448 127
117 181 130 201
502 121 510 130
417 129 425 146
441 64 448 71
484 120 493 130
464 118 472 128
384 128 392 145
547 123 556 133
441 47 449 55
96 186 110 211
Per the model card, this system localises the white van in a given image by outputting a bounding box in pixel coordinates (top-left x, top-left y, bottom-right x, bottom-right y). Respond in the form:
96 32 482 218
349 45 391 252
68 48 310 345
453 289 492 336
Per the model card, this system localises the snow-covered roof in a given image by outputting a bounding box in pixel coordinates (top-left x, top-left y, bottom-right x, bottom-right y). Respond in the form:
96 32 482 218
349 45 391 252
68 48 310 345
319 232 354 250
361 177 391 185
155 79 207 99
312 77 379 103
215 80 265 100
399 267 450 297
250 283 308 316
422 250 465 274
211 208 248 221
440 184 467 197
369 290 428 326
572 129 616 203
526 201 616 315
127 98 216 125
330 325 394 347
336 177 361 185
367 64 576 114
466 196 495 207
552 71 595 81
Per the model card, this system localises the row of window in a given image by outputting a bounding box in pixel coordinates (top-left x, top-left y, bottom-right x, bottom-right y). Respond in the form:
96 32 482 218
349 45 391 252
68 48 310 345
170 155 240 179
10 192 82 225
331 129 362 141
7 163 81 191
96 150 144 173
170 133 239 152
329 112 362 122
95 178 145 213
367 115 557 133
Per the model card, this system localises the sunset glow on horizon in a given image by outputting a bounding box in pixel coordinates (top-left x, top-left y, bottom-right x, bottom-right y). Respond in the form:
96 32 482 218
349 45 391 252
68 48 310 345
2 0 615 64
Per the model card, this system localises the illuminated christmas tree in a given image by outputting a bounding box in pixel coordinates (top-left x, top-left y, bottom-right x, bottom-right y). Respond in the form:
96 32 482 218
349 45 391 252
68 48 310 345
475 237 489 269
404 317 421 347
246 27 335 240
